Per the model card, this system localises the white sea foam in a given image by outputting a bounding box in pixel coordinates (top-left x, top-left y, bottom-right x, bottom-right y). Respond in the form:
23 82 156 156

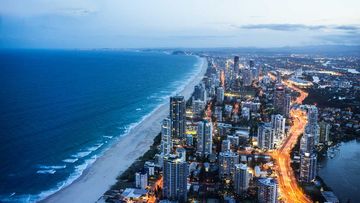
87 143 104 152
37 169 56 174
38 165 66 170
136 108 142 111
103 135 113 139
62 158 78 163
6 155 99 203
71 151 91 159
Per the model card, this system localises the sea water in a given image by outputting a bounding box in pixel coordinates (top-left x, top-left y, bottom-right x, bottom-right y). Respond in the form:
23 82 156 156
0 49 201 202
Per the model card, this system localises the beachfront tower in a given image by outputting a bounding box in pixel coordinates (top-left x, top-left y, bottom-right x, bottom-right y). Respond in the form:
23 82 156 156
196 120 213 157
135 169 148 189
170 96 186 139
161 118 173 156
163 155 188 202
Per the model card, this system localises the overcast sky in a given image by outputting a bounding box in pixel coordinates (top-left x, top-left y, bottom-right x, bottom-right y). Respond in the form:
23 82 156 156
1 0 359 48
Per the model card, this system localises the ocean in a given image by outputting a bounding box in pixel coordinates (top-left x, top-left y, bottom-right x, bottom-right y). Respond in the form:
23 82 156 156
0 49 201 202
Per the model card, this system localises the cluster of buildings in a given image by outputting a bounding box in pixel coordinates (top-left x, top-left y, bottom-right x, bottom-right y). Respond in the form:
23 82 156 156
112 53 356 203
116 56 283 202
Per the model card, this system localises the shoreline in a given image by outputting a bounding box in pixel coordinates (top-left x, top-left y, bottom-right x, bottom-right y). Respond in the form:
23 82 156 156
42 56 208 203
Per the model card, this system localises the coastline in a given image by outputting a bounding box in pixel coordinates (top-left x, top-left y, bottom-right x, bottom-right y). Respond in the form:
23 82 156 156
41 56 208 203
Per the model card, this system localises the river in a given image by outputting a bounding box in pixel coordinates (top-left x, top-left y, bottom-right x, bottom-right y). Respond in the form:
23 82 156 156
319 139 360 202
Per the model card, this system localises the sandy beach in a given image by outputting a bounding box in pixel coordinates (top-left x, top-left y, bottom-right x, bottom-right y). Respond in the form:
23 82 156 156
42 57 208 203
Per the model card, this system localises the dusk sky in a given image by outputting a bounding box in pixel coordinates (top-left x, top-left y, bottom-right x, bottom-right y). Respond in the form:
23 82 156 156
1 0 359 48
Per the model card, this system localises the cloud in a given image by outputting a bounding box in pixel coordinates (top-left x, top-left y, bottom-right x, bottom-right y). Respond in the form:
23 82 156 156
168 35 236 39
235 23 360 32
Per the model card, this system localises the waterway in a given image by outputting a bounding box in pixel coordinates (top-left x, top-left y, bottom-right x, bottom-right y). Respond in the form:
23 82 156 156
319 139 360 202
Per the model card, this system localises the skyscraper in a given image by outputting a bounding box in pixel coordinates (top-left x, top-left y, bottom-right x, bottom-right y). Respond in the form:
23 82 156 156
271 114 286 147
196 120 213 156
163 155 188 202
257 122 274 150
194 83 206 102
193 99 205 119
258 178 278 203
234 163 250 196
319 121 331 144
305 123 320 145
285 94 291 117
170 96 186 139
161 118 172 156
300 133 315 154
218 151 239 178
242 68 253 86
273 83 286 115
234 56 240 78
216 86 224 104
300 152 317 183
307 105 319 125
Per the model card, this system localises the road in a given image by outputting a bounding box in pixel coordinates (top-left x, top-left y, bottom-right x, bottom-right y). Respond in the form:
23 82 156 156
269 73 312 203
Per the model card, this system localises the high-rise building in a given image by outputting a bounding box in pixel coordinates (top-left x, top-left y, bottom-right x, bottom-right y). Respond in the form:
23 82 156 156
257 122 274 150
285 94 291 117
163 155 188 202
170 96 186 139
305 123 320 145
242 68 253 86
135 170 148 189
251 67 258 82
319 121 331 144
234 56 240 78
196 120 213 156
234 163 250 195
194 83 206 102
216 87 224 104
276 71 281 83
161 118 172 156
300 152 317 183
218 151 239 178
221 139 231 152
271 114 286 146
214 106 223 121
300 133 315 154
307 106 319 125
274 83 286 115
193 100 205 119
258 178 278 203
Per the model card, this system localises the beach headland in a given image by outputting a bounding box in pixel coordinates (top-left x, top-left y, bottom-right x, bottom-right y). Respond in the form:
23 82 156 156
42 56 208 203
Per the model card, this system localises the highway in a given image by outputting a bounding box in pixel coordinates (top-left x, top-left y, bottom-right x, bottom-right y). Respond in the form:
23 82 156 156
269 73 312 203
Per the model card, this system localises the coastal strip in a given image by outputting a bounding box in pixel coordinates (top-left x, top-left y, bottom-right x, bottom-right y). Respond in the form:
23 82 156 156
42 57 208 203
